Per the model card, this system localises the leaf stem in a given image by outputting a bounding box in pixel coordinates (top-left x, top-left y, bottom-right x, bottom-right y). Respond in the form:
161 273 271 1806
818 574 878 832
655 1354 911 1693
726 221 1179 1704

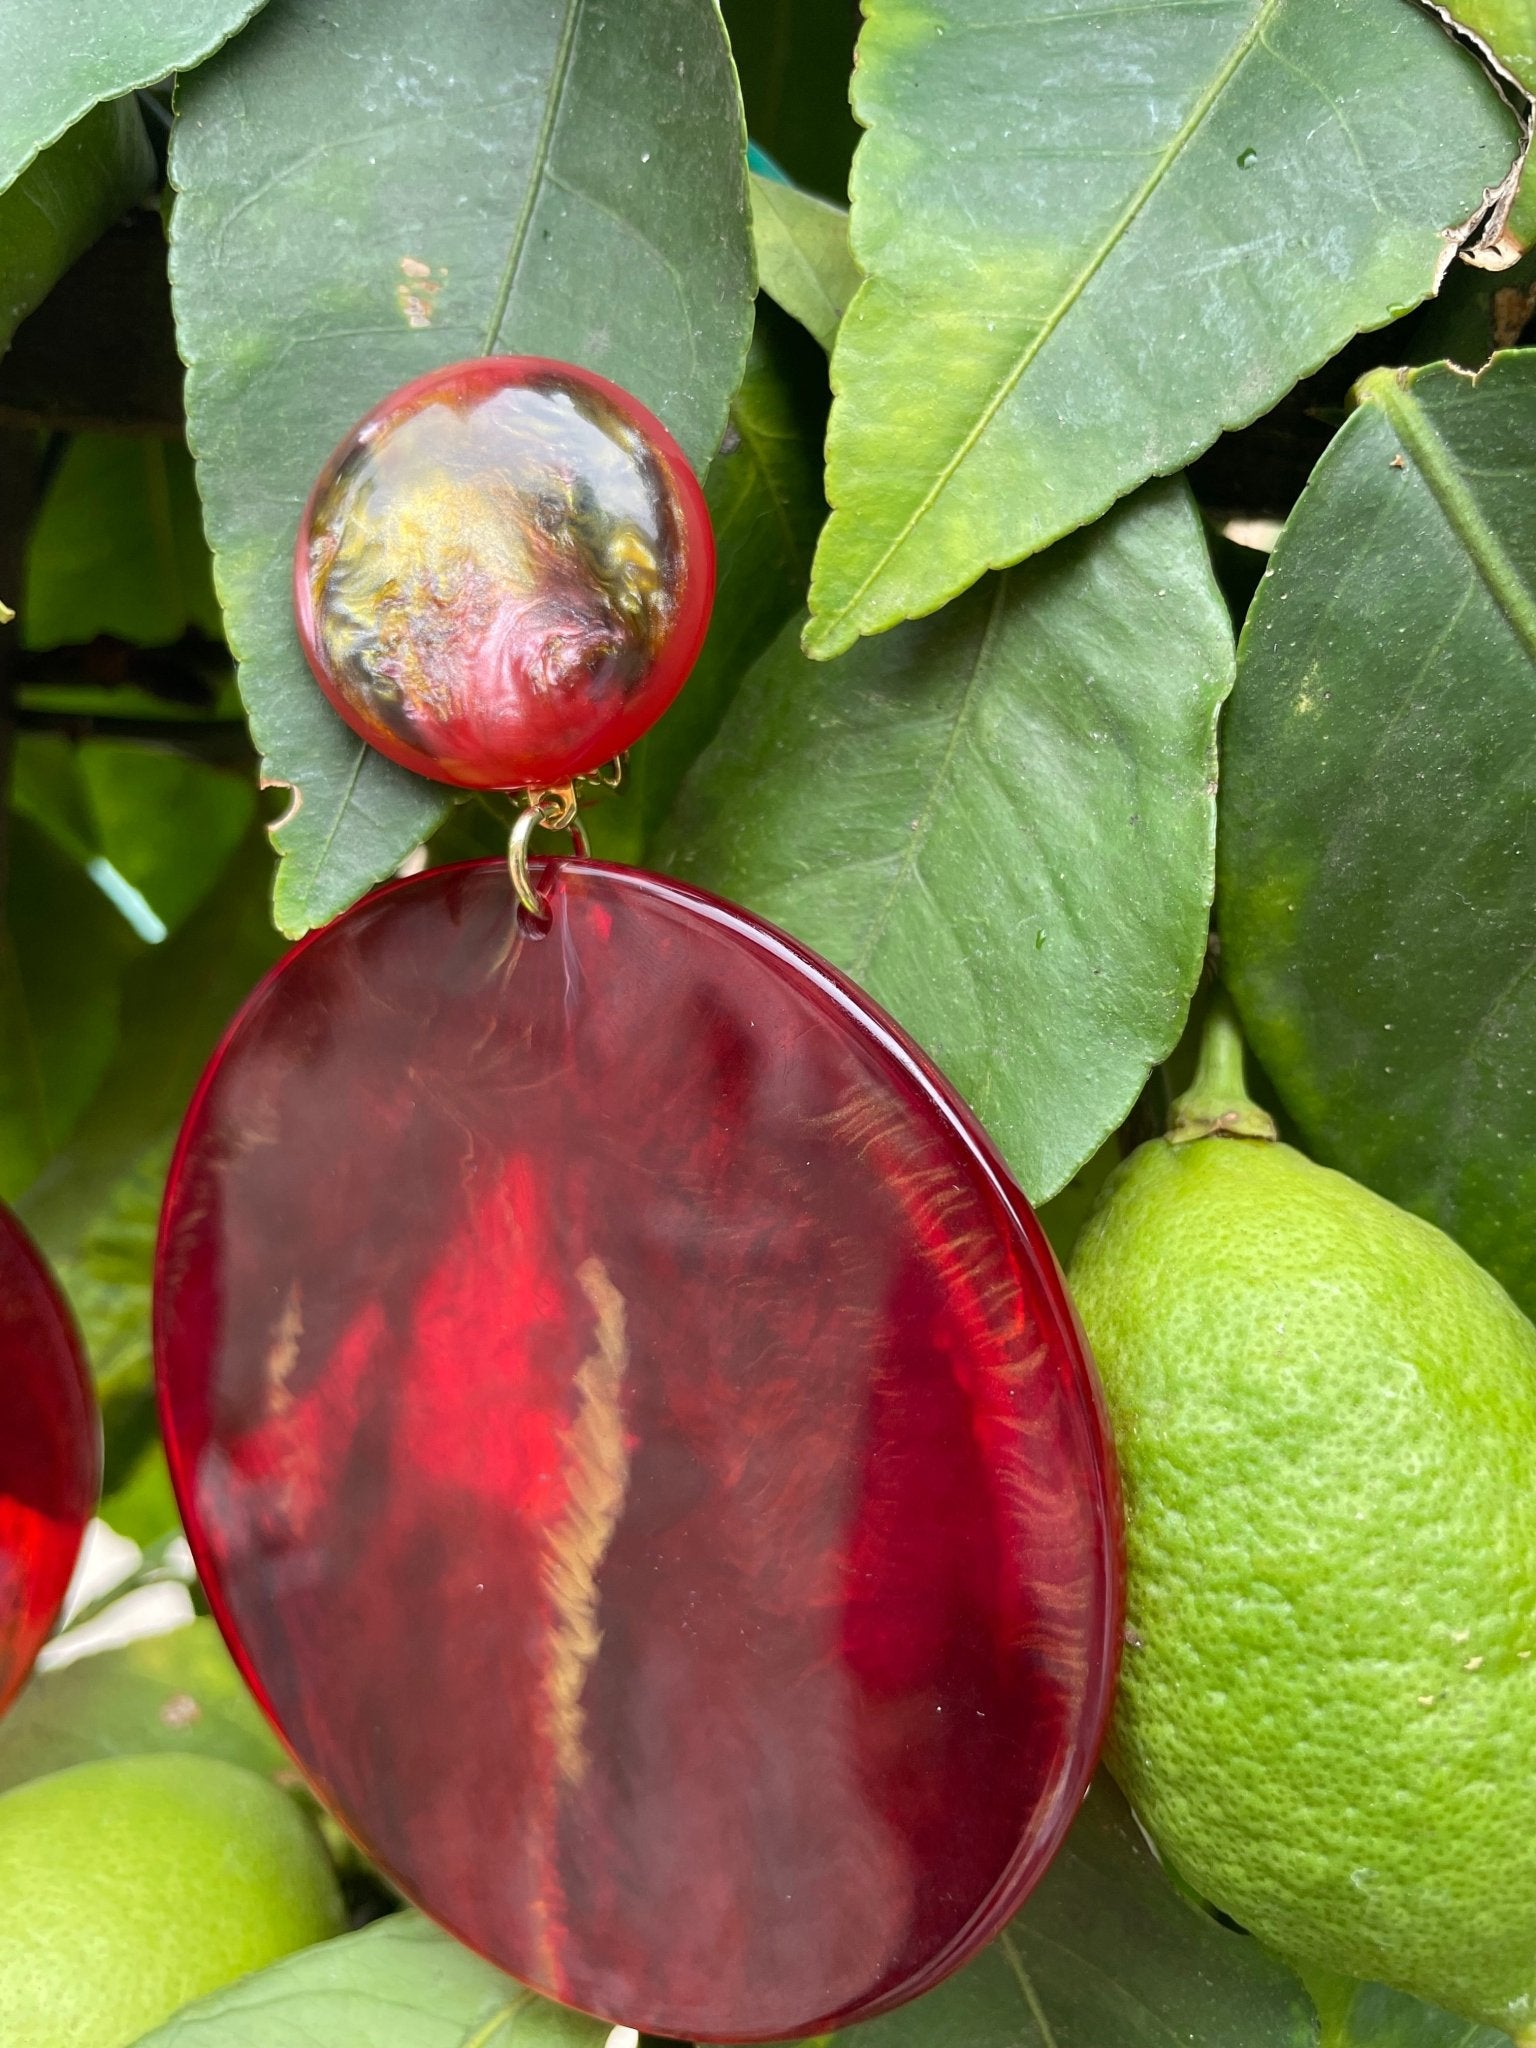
1167 993 1277 1145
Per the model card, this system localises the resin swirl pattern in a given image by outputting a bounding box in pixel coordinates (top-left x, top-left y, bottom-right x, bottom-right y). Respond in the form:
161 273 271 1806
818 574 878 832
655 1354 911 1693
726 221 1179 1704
156 861 1122 2041
296 359 714 791
0 1202 98 1717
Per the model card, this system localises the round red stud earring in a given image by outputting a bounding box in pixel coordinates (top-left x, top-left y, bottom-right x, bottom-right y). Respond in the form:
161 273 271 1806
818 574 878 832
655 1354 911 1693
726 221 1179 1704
155 357 1123 2043
1 1202 99 1718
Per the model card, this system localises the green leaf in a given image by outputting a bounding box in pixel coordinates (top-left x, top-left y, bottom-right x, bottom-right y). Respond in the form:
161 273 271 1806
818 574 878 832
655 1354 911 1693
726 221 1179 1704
78 746 255 934
1037 1137 1120 1270
24 435 223 648
1451 0 1536 114
0 1620 285 1795
96 1440 180 1549
1304 1965 1507 2048
721 0 860 202
0 815 132 1198
1218 349 1536 1317
16 826 279 1539
588 305 827 863
169 0 755 938
1330 1984 1507 2047
131 1912 609 2047
1445 0 1536 243
1307 1971 1507 2048
10 733 99 867
732 1778 1315 2048
52 1139 175 1539
0 100 153 355
750 172 860 351
15 736 255 935
663 478 1233 1201
803 0 1520 661
19 824 282 1262
51 1138 163 1403
0 0 267 198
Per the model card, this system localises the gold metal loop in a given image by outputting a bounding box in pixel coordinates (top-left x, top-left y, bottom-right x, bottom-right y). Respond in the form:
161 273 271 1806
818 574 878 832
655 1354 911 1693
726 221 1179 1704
585 754 626 793
507 784 590 918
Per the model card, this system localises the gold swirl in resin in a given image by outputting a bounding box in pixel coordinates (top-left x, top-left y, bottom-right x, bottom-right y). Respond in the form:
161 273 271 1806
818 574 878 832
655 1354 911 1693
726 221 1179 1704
296 361 713 790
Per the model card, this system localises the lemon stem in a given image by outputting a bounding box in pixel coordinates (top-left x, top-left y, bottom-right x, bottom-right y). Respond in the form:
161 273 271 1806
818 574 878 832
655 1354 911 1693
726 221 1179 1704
1167 994 1278 1145
1290 1962 1362 2048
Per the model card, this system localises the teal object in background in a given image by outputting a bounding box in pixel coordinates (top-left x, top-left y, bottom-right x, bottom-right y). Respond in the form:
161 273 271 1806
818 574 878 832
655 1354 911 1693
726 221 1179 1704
747 138 790 183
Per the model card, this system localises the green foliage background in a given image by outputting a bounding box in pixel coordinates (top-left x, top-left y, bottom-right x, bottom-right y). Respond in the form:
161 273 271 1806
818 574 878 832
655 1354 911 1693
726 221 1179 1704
0 0 1532 2040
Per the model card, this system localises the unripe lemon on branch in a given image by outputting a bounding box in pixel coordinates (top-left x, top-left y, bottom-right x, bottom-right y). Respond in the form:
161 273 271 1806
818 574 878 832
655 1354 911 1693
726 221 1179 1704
1070 999 1536 2042
0 1753 343 2046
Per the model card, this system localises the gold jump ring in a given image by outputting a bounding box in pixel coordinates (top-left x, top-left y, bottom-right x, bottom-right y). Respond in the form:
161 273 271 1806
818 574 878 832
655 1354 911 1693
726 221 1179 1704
507 785 589 917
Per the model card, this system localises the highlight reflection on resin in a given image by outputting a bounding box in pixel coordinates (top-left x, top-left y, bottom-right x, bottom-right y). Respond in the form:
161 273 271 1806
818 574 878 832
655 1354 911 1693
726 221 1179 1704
0 1201 98 1718
295 359 715 791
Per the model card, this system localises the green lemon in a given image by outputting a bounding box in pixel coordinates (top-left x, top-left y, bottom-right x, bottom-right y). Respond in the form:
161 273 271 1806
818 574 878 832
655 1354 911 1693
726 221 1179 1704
0 1752 345 2046
1069 1001 1536 2042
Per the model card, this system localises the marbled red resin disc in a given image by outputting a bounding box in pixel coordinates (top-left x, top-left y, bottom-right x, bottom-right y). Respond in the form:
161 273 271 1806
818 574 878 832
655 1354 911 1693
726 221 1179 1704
155 860 1121 2041
294 358 715 791
0 1202 98 1717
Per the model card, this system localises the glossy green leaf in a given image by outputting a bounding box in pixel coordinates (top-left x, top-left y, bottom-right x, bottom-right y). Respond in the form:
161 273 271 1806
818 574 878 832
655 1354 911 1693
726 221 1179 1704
750 173 859 350
170 0 754 936
804 0 1519 661
1309 1967 1507 2048
1219 350 1536 1318
0 1620 285 1796
0 816 131 1199
663 479 1233 1200
0 101 152 356
588 305 827 863
722 0 860 201
1453 0 1536 107
1447 0 1536 242
24 435 222 648
133 1912 608 2047
735 1778 1315 2048
0 0 266 197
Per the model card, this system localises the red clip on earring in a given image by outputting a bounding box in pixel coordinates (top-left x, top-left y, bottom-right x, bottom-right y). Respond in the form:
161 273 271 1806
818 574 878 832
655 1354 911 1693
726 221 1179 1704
0 1203 98 1719
154 357 1123 2043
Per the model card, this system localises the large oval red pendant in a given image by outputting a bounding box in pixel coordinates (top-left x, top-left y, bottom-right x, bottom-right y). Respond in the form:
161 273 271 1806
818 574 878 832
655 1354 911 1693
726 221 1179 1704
1 1204 98 1716
155 860 1121 2041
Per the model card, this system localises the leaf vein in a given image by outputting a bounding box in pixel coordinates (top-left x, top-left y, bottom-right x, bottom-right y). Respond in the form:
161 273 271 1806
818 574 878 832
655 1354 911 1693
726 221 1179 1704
821 0 1278 635
542 165 695 368
733 410 811 576
287 739 367 913
1366 372 1536 665
482 0 585 353
460 1991 537 2048
848 572 1011 980
998 1929 1064 2048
